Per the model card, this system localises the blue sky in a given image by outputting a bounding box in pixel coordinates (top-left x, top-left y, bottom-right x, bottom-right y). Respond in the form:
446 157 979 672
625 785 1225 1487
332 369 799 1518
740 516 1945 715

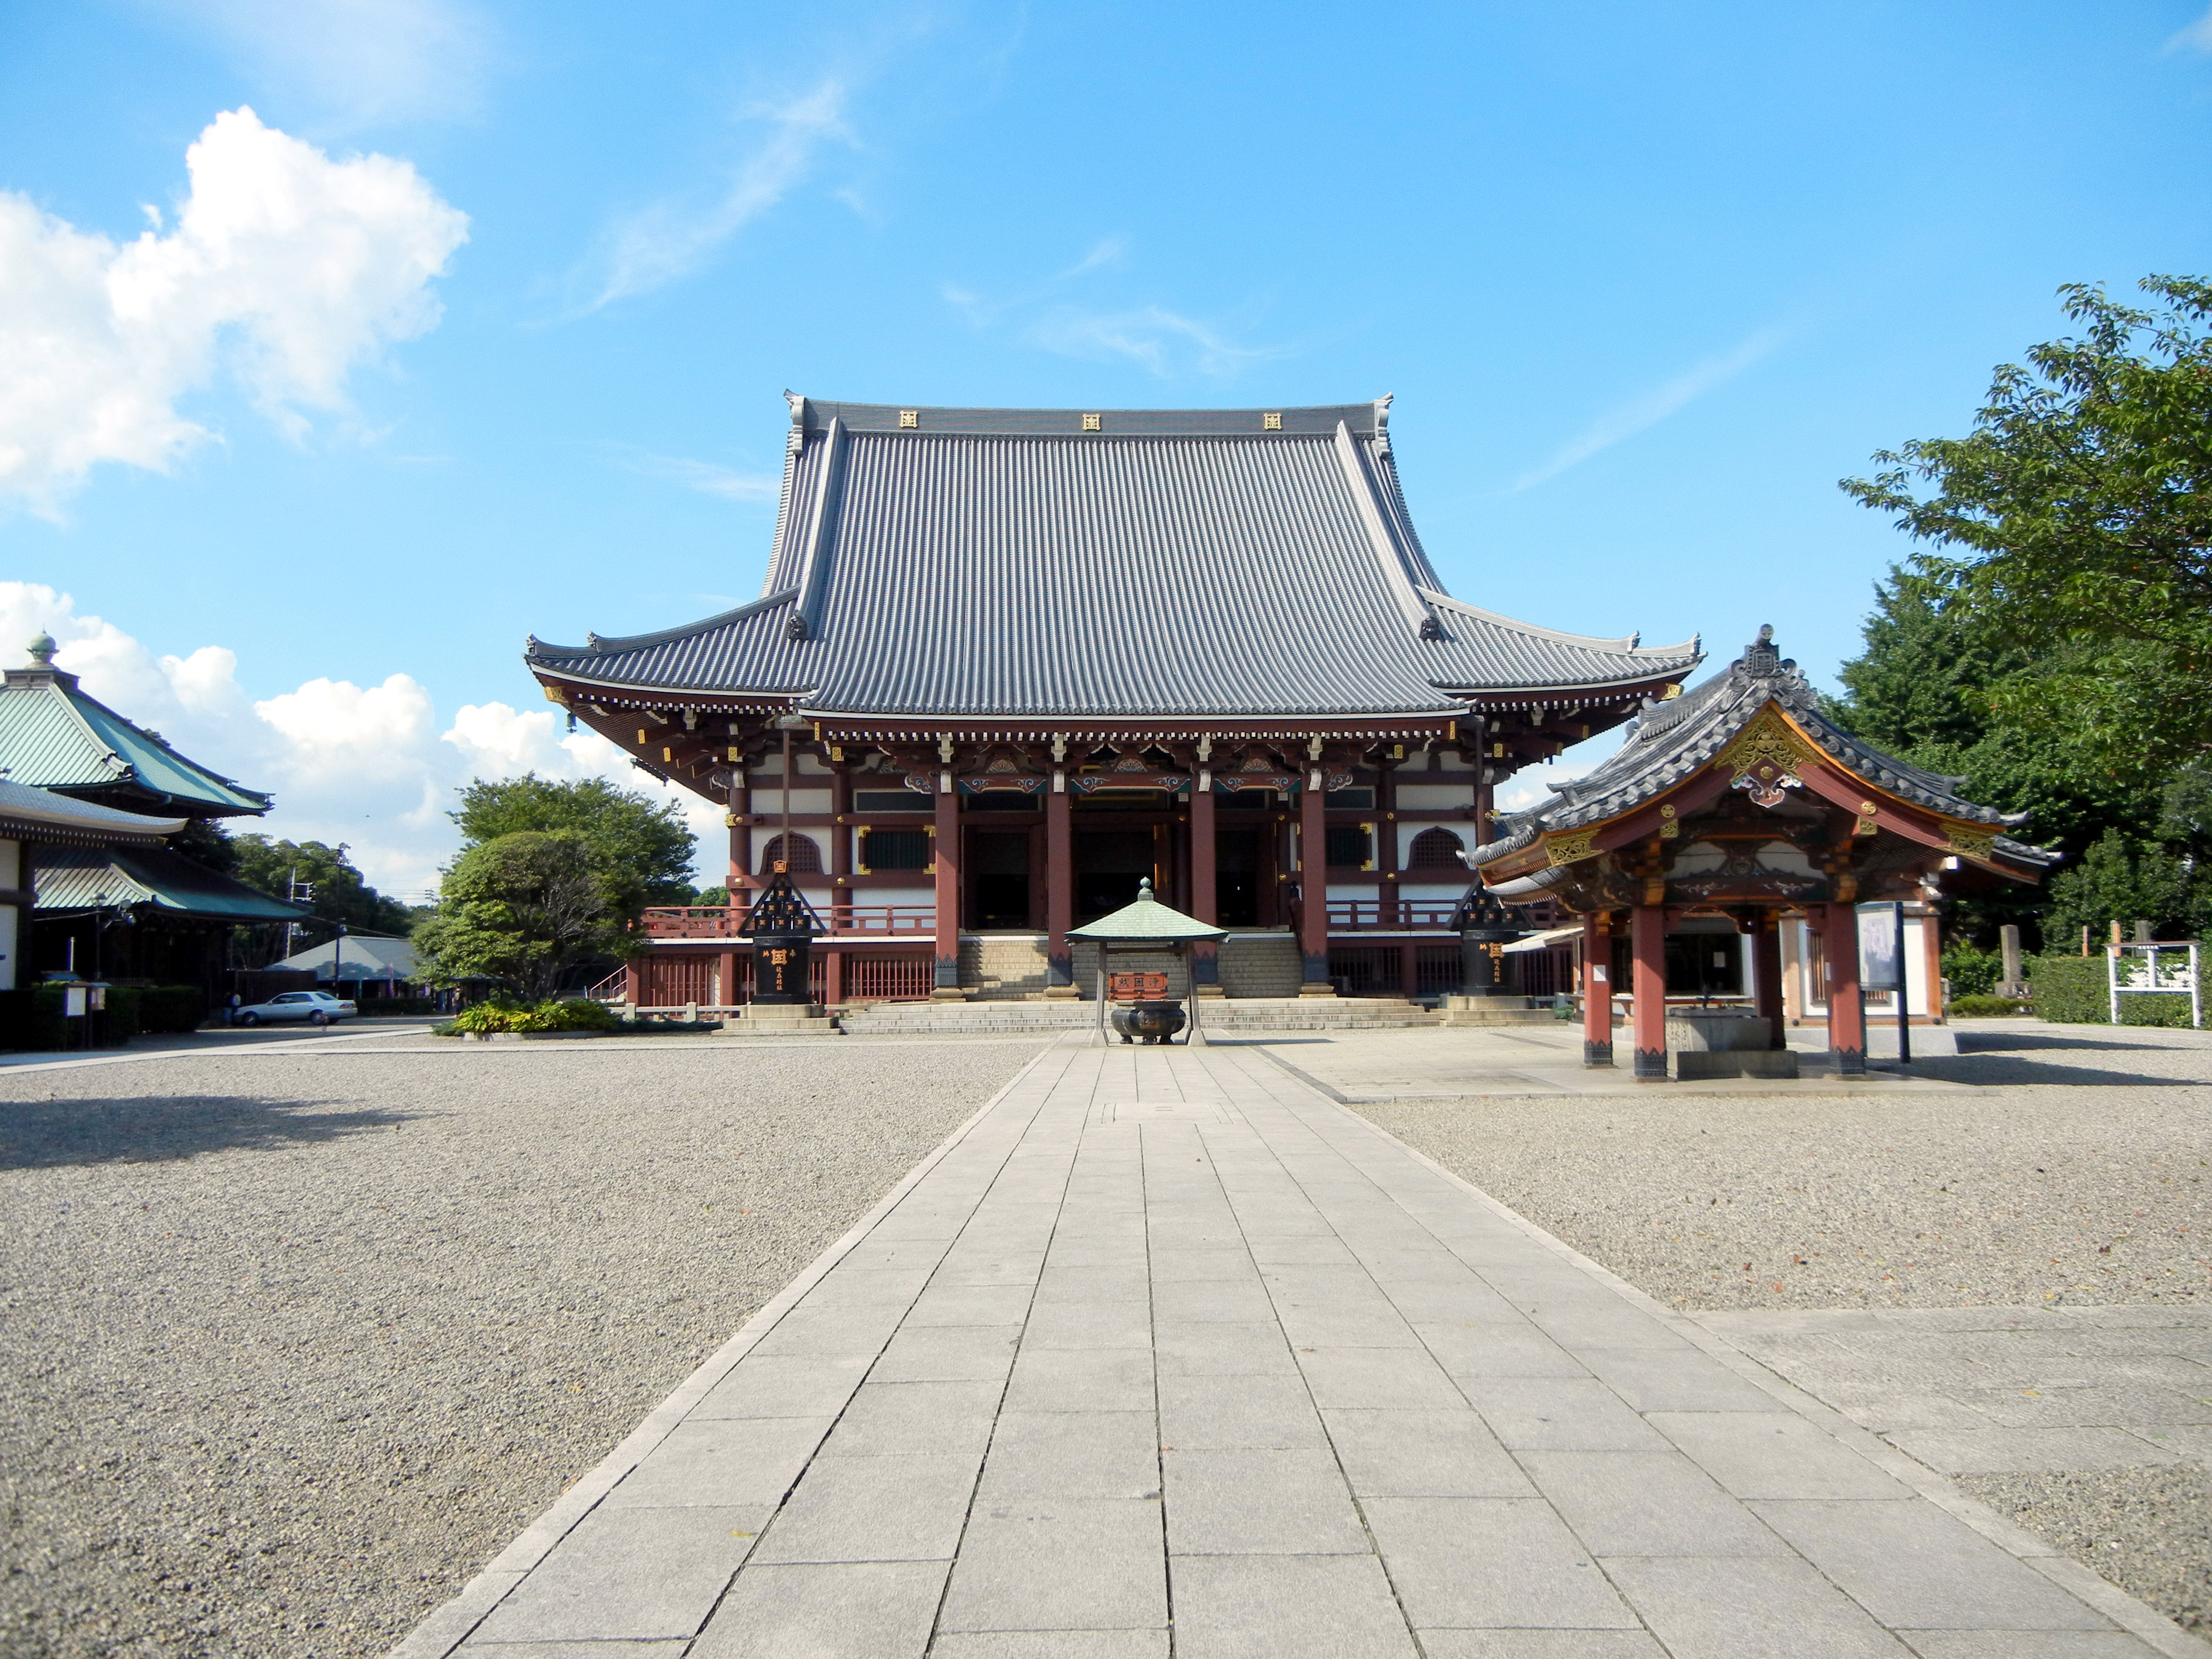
6 2 2211 893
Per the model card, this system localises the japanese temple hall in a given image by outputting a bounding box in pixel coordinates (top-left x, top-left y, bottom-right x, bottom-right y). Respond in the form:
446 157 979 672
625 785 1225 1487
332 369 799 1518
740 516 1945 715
527 395 1704 1010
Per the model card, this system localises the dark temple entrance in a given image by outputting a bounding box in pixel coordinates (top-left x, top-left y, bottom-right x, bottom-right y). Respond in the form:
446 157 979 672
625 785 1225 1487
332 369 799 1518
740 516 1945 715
967 829 1032 928
1215 828 1263 927
1075 828 1155 922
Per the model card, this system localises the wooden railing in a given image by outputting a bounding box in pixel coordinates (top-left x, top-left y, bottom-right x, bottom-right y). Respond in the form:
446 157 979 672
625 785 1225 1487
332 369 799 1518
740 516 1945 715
641 903 936 938
1324 898 1464 931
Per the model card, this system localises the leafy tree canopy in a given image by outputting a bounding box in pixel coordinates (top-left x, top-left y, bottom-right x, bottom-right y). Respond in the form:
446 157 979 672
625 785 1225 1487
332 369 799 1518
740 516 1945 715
1842 276 2212 776
451 774 698 909
227 831 415 940
412 830 638 998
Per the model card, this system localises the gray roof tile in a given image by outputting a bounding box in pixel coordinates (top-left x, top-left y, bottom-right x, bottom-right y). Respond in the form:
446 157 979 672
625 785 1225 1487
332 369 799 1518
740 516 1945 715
528 397 1700 718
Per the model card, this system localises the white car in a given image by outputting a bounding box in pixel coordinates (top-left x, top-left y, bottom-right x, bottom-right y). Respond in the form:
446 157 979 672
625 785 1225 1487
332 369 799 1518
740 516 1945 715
234 990 357 1027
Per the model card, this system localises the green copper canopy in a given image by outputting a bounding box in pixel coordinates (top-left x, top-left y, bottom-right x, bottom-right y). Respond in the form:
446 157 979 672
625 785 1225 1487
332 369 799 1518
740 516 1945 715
1067 879 1228 943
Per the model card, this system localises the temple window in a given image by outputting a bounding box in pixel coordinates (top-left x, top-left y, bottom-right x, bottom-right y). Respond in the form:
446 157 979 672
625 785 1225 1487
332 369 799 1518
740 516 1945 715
759 833 822 874
1407 827 1465 868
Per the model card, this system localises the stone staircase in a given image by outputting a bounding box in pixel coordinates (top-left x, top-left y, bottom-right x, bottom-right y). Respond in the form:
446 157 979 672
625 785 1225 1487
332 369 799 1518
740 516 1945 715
1218 933 1305 998
960 934 1055 1000
837 997 1440 1036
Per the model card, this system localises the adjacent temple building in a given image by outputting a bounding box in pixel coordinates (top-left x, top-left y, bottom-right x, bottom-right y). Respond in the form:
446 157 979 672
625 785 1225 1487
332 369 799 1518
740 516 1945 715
526 397 1701 1007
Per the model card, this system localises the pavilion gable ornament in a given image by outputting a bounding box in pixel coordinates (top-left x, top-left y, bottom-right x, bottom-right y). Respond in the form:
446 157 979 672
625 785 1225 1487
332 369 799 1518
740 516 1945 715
1715 705 1818 808
1545 828 1601 867
1945 822 1998 861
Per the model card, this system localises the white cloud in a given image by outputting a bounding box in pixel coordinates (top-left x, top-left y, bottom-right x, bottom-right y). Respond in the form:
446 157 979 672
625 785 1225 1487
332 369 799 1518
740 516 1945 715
583 80 852 311
2168 5 2212 51
0 582 723 898
1506 325 1786 494
155 0 494 128
604 445 782 502
0 107 467 510
946 238 1283 379
1027 303 1280 378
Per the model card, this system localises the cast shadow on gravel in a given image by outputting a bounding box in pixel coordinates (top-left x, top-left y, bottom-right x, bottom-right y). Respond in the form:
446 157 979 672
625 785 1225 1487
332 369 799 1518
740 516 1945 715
0 1094 419 1170
1904 1053 2190 1089
1957 1030 2185 1055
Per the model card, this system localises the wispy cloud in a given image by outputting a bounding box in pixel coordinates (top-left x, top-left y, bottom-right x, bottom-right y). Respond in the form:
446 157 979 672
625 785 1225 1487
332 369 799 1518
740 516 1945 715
156 0 495 129
1028 304 1282 379
946 237 1285 379
1505 325 1786 493
2167 4 2212 51
582 79 853 311
605 446 781 502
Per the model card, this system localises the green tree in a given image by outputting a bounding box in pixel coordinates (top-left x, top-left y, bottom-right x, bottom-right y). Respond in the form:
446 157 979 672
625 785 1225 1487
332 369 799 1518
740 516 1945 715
451 775 698 909
169 817 243 876
230 833 415 940
412 831 635 998
2043 831 2206 946
1842 276 2212 777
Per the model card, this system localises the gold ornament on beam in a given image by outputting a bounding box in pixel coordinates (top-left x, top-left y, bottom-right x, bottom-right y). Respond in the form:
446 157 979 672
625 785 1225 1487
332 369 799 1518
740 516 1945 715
1715 706 1818 808
1659 804 1679 840
1944 822 1998 861
1545 829 1600 867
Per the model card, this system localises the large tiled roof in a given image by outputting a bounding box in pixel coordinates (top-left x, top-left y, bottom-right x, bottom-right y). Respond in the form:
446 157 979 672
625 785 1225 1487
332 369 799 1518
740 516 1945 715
0 780 184 846
33 843 308 922
1471 630 2060 870
0 655 271 816
526 397 1700 719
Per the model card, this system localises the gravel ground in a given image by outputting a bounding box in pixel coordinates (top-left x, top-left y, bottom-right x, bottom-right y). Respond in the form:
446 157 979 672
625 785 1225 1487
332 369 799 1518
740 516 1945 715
1352 1018 2212 1635
1960 1461 2211 1632
1353 1022 2212 1313
0 1034 1046 1659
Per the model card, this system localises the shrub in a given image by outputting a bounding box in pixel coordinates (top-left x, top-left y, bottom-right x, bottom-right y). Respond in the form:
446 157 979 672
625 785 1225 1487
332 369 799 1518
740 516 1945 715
1947 994 2030 1018
445 997 621 1035
1940 944 2003 998
135 986 205 1034
2025 952 2204 1025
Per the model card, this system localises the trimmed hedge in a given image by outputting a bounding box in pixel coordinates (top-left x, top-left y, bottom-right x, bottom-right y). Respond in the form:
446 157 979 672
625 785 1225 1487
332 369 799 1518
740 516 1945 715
445 997 622 1035
2025 953 2200 1026
135 985 205 1034
1947 994 2030 1018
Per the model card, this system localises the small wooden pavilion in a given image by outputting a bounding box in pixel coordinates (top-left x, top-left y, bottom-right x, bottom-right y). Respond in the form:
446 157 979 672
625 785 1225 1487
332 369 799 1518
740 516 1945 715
1068 878 1228 1045
1468 629 2058 1077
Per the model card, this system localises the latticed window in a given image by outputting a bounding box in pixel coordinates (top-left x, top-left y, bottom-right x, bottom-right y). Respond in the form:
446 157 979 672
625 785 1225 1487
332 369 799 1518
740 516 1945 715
861 828 930 870
1326 825 1372 868
759 833 822 874
1407 827 1466 869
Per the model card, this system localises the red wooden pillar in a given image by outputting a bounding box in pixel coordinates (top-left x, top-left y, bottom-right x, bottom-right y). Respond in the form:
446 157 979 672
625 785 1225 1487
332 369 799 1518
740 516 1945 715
1378 760 1400 926
1399 939 1419 1000
1190 774 1219 992
1825 900 1866 1073
718 947 737 1011
1581 912 1613 1067
728 769 752 894
932 779 962 996
1752 911 1786 1047
623 958 644 1009
829 761 852 933
1046 776 1074 991
1632 902 1668 1081
823 945 844 1008
1297 764 1331 991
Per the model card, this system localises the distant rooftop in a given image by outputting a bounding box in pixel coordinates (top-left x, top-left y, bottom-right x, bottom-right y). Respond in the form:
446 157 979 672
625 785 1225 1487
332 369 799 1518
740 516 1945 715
0 633 272 818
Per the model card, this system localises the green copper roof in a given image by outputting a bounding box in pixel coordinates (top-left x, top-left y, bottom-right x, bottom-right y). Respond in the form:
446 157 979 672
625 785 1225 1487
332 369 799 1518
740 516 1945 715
33 843 307 922
1066 879 1228 943
0 656 270 816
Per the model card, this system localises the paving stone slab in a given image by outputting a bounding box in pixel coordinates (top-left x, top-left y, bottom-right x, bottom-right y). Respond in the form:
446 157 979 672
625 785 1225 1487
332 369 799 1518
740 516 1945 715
397 1042 2199 1659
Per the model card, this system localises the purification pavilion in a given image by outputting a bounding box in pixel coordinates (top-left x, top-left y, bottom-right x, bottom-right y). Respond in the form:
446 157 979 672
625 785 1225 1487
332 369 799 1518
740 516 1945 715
525 396 1702 1008
1468 628 2057 1075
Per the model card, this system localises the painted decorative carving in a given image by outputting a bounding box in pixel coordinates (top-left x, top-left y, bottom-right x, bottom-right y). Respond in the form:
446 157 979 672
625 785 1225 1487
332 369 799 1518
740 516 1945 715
1945 823 1998 860
1715 706 1818 808
1546 829 1600 867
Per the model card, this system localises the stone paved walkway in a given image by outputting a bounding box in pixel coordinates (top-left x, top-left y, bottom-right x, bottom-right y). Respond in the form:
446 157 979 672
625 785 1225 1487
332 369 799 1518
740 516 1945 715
395 1040 2205 1658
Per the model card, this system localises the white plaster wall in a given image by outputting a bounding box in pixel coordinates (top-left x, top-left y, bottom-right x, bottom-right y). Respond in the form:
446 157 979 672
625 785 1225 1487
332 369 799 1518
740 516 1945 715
750 788 834 816
1394 785 1474 811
